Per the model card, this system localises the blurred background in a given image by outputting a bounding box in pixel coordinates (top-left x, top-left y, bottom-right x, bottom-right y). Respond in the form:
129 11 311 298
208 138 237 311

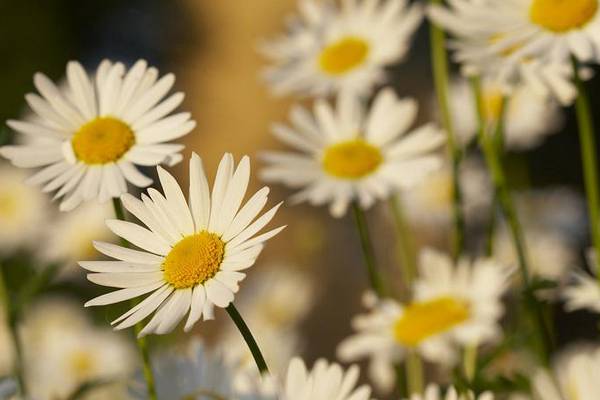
1 0 600 399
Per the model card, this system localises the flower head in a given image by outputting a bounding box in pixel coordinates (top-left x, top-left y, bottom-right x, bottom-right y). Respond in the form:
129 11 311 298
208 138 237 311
81 153 284 336
563 249 600 313
404 384 494 400
1 60 195 211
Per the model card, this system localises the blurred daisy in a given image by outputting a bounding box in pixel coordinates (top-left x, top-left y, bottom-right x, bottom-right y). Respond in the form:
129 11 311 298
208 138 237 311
21 298 135 400
404 384 494 400
0 59 195 211
82 153 284 336
428 1 594 104
446 78 564 150
38 202 115 276
338 248 511 392
262 0 422 96
0 163 49 254
563 249 600 313
261 88 445 217
532 345 600 400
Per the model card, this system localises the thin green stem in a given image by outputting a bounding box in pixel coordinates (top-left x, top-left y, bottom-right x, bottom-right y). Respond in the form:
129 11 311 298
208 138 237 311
111 198 157 400
351 203 386 297
226 304 269 374
389 194 418 289
572 58 600 281
429 0 466 261
463 345 478 383
406 351 424 396
0 264 26 396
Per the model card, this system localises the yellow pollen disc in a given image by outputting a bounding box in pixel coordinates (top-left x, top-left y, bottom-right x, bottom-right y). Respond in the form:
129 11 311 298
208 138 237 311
163 231 225 289
71 117 135 164
0 193 17 218
70 351 95 379
394 297 470 346
318 36 370 75
322 139 382 179
419 171 453 209
482 89 505 122
530 0 598 32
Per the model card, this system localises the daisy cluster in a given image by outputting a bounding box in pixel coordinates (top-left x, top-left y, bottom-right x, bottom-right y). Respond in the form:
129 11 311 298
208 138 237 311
0 0 600 399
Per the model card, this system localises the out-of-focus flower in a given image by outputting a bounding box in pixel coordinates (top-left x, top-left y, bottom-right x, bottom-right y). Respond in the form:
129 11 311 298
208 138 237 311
20 297 136 400
338 249 511 392
563 249 600 313
82 153 284 336
428 0 597 105
0 59 195 211
37 202 115 276
0 163 49 255
446 78 563 150
261 0 422 96
262 88 445 217
403 384 494 400
531 345 600 400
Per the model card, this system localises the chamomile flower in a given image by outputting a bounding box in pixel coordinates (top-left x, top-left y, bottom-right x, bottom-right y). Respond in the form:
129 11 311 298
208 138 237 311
0 59 195 211
82 153 284 336
261 0 422 96
563 249 600 313
338 248 511 392
261 88 445 217
446 78 563 150
0 163 49 254
428 0 596 104
404 384 494 400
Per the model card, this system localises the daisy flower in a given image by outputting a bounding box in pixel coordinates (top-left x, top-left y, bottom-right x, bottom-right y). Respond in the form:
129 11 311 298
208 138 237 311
563 249 600 313
337 248 511 392
0 163 49 254
428 0 597 104
261 0 422 96
81 153 284 336
445 78 564 150
0 59 195 211
404 384 494 400
261 88 446 217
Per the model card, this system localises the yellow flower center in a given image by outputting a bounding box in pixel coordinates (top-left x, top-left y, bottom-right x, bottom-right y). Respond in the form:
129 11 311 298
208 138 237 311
394 297 470 346
318 37 370 75
71 117 135 164
530 0 598 32
70 350 95 380
418 171 453 210
0 193 17 218
322 139 382 179
163 232 225 289
482 88 505 122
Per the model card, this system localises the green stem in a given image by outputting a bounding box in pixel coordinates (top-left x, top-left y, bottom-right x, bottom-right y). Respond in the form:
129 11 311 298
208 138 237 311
389 195 418 289
226 304 269 374
429 0 466 261
406 351 424 396
463 345 478 383
111 199 158 400
351 203 386 297
572 58 600 281
470 78 552 365
0 264 26 396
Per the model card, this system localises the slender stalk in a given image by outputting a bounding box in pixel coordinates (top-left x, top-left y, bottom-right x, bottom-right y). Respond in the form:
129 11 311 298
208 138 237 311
226 304 269 374
111 199 158 400
429 0 466 261
389 194 418 288
463 345 478 383
470 78 552 365
406 351 424 396
571 58 600 280
0 264 26 395
351 203 386 297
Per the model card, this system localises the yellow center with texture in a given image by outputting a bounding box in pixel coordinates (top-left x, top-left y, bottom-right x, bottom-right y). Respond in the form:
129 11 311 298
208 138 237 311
163 232 225 289
318 37 369 75
394 297 470 346
482 89 505 122
322 139 382 179
71 117 135 164
530 0 598 32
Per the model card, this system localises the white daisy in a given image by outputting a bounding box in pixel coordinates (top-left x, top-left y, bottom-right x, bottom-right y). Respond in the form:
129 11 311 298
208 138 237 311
404 384 494 400
81 153 284 336
531 345 600 400
0 59 195 211
261 0 422 96
563 249 600 313
428 0 597 104
445 78 564 150
337 248 511 392
261 88 446 217
0 163 49 254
